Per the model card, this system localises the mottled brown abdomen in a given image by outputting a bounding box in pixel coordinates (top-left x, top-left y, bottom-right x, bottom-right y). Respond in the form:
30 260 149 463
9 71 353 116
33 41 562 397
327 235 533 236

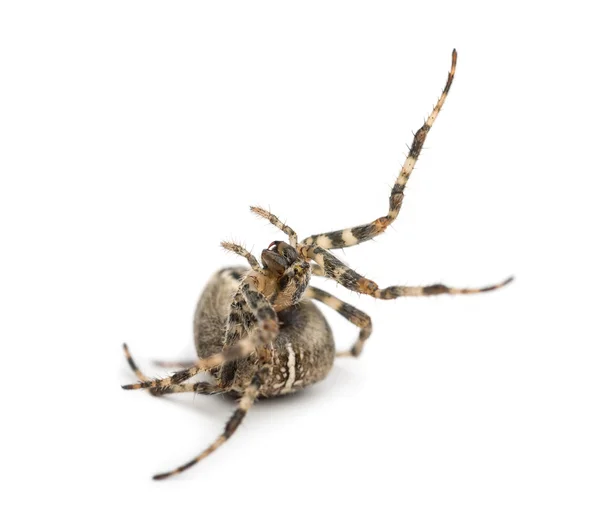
194 267 335 396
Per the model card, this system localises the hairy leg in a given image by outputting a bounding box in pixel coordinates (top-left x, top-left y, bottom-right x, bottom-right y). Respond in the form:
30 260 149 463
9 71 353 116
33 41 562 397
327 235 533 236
305 287 372 357
122 344 224 396
306 244 513 298
152 371 263 480
122 279 278 392
221 242 260 271
250 206 297 248
302 50 457 250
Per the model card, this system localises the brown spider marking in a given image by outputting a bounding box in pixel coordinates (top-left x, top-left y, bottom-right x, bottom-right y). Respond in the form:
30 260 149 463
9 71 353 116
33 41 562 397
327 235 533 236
122 49 513 479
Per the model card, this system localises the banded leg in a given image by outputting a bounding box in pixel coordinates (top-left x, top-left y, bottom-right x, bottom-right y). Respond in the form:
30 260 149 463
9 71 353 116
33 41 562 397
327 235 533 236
250 206 297 248
306 244 514 298
122 334 258 391
124 286 249 391
302 50 457 250
219 279 280 387
153 372 263 480
305 287 372 357
221 242 260 271
122 343 226 396
240 280 279 337
122 280 278 392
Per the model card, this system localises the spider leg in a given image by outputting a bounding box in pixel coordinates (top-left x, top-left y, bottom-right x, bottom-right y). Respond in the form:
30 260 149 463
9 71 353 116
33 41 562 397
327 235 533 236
239 280 279 330
152 371 264 480
221 242 260 271
219 278 280 387
152 359 197 369
122 344 225 396
368 278 515 299
123 278 278 392
305 286 372 357
302 50 457 250
121 336 257 391
250 206 297 247
306 244 513 298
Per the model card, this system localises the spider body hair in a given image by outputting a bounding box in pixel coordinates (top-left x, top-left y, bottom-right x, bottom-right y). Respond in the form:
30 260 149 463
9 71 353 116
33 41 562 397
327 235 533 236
122 50 513 480
195 266 334 397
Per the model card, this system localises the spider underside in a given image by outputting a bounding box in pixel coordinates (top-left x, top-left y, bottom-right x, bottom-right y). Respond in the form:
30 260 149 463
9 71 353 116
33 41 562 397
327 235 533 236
122 49 512 480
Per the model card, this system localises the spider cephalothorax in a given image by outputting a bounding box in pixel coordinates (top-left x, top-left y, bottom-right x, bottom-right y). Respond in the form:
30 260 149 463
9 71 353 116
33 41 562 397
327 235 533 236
122 49 513 480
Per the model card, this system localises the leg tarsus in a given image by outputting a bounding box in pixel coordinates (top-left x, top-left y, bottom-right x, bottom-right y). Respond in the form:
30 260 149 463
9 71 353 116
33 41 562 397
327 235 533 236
373 276 514 299
122 343 162 397
121 337 257 391
152 372 263 480
122 344 224 396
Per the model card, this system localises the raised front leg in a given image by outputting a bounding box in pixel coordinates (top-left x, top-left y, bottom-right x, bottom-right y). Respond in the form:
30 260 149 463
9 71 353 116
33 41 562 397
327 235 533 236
221 242 260 271
122 278 279 392
250 206 298 248
302 50 457 250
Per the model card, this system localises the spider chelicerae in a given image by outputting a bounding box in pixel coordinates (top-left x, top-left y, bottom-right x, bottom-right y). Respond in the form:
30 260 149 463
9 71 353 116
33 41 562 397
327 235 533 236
122 49 512 480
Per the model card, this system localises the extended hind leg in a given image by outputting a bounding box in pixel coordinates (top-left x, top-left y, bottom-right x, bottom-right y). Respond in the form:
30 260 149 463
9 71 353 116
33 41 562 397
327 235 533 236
302 50 457 249
305 287 372 357
153 370 264 480
122 344 224 396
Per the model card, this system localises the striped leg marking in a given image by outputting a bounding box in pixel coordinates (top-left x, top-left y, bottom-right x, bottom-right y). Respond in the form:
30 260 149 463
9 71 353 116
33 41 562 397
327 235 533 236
122 278 280 392
152 372 263 480
371 277 515 300
240 280 279 343
121 337 258 391
122 344 224 396
221 242 260 271
305 286 373 357
302 50 458 250
307 244 514 299
250 206 298 248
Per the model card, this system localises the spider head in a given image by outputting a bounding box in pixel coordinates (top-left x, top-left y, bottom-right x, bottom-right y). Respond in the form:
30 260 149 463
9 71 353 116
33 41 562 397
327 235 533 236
261 241 310 309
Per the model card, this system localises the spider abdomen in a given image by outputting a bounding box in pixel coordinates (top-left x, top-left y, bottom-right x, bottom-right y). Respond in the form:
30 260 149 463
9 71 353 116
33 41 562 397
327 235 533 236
193 267 335 397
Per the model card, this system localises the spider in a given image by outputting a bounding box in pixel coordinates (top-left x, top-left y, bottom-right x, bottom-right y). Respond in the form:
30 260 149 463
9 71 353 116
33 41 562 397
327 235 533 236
122 49 512 480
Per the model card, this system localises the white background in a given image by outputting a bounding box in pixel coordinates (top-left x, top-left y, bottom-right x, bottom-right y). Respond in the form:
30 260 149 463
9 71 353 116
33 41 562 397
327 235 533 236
1 1 598 511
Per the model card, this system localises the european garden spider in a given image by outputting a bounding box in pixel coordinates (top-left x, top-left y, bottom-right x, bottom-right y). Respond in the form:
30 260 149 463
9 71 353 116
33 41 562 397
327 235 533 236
122 49 512 480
